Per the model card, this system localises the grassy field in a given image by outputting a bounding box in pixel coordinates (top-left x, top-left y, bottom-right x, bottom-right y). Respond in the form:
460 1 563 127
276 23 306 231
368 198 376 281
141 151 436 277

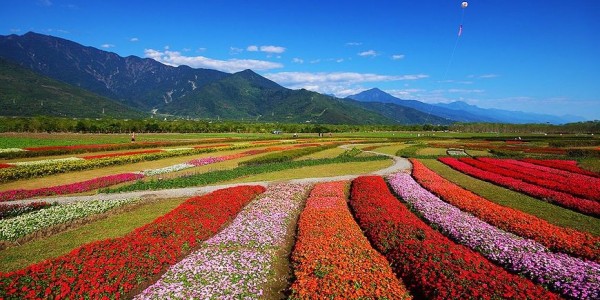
224 159 392 184
419 159 600 235
0 197 186 272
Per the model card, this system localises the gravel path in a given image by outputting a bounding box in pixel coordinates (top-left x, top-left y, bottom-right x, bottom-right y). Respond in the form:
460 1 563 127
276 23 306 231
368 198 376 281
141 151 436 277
3 146 411 205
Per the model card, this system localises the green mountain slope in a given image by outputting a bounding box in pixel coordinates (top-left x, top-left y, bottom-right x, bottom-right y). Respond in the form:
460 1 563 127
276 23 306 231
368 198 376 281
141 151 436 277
0 59 146 118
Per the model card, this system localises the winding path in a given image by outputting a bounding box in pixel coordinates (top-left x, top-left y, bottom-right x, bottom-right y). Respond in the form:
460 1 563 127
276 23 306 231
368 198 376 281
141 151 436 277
3 146 411 205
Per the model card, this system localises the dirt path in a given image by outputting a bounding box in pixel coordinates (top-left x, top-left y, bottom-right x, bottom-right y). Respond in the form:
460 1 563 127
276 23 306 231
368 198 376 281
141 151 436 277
4 145 411 205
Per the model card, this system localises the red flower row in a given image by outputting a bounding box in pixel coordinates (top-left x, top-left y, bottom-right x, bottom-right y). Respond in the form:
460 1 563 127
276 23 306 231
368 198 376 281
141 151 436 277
0 173 145 202
0 185 265 299
0 163 12 169
411 159 600 262
23 141 172 152
474 157 600 202
440 157 600 217
289 181 411 299
349 176 559 300
523 158 600 178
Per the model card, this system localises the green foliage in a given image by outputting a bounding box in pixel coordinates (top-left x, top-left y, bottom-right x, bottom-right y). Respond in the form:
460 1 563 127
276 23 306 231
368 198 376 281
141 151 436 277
337 147 362 158
240 144 338 166
0 59 145 119
104 155 388 193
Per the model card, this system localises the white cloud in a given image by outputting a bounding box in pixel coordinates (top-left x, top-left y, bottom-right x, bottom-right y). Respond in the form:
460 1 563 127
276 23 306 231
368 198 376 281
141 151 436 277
392 54 405 60
230 47 244 55
182 48 191 52
358 50 378 57
130 37 139 42
144 49 283 73
447 89 485 93
346 42 362 46
292 58 304 64
38 0 52 6
260 45 285 54
247 45 286 54
310 59 321 64
263 72 428 97
101 44 115 48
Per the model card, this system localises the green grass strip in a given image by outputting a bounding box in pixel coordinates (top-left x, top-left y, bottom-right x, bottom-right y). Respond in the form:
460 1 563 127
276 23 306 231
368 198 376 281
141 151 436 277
104 155 388 193
419 159 600 235
240 144 338 166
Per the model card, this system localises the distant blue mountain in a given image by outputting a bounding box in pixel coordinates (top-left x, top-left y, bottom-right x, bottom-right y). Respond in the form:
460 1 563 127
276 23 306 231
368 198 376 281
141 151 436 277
434 101 585 124
347 88 497 123
348 88 584 124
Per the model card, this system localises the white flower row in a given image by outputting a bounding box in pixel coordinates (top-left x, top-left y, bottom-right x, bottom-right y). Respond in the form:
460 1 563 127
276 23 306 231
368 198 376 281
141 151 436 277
0 148 26 153
0 198 138 241
11 157 84 167
142 163 195 177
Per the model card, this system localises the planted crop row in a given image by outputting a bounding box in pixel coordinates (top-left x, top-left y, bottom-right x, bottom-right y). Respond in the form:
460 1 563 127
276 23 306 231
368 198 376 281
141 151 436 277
389 172 599 299
0 173 144 202
239 144 337 166
289 181 411 299
439 157 600 217
523 158 600 178
349 176 559 300
105 155 389 193
137 183 308 299
0 185 265 299
0 198 138 242
0 144 254 183
410 159 600 262
0 202 52 220
474 157 600 202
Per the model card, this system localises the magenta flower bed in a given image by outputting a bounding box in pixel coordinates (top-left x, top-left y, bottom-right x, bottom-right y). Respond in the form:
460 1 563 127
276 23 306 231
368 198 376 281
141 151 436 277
0 173 144 202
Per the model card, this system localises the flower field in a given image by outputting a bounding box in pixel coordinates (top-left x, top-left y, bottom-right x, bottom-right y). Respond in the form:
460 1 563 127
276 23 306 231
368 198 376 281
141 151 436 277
1 134 600 299
410 159 600 261
439 157 600 217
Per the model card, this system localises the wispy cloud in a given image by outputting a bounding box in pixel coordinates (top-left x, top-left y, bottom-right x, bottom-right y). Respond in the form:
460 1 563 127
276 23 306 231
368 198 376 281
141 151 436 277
38 0 52 6
392 54 405 60
247 45 286 54
144 49 283 73
101 44 115 48
468 74 499 79
263 72 428 97
345 42 362 46
230 47 244 55
358 50 378 57
292 58 304 64
130 37 139 42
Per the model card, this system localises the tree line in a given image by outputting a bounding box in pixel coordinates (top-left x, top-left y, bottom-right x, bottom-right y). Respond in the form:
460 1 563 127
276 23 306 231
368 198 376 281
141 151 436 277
0 116 597 134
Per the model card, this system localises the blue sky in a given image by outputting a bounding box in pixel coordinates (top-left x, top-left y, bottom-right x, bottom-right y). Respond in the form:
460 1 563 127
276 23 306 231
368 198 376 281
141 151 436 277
1 0 599 120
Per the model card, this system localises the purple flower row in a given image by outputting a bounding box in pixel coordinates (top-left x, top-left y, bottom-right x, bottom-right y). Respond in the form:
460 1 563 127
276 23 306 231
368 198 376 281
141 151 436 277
388 172 600 300
135 183 309 299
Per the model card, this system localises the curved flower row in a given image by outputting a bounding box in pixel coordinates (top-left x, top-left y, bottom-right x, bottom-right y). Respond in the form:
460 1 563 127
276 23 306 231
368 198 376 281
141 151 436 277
0 185 265 299
410 159 600 262
11 157 84 167
137 183 308 299
0 173 144 202
513 159 600 182
475 157 600 202
0 198 138 241
290 181 412 299
0 163 12 169
349 176 559 300
0 202 52 220
389 172 600 299
523 158 600 178
439 157 600 217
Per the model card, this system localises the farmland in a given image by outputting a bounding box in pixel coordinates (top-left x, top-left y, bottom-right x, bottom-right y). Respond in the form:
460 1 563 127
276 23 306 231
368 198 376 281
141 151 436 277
1 131 599 299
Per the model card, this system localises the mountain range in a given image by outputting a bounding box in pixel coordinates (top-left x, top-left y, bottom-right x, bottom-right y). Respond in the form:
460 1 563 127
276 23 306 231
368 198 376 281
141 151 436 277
0 32 582 124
